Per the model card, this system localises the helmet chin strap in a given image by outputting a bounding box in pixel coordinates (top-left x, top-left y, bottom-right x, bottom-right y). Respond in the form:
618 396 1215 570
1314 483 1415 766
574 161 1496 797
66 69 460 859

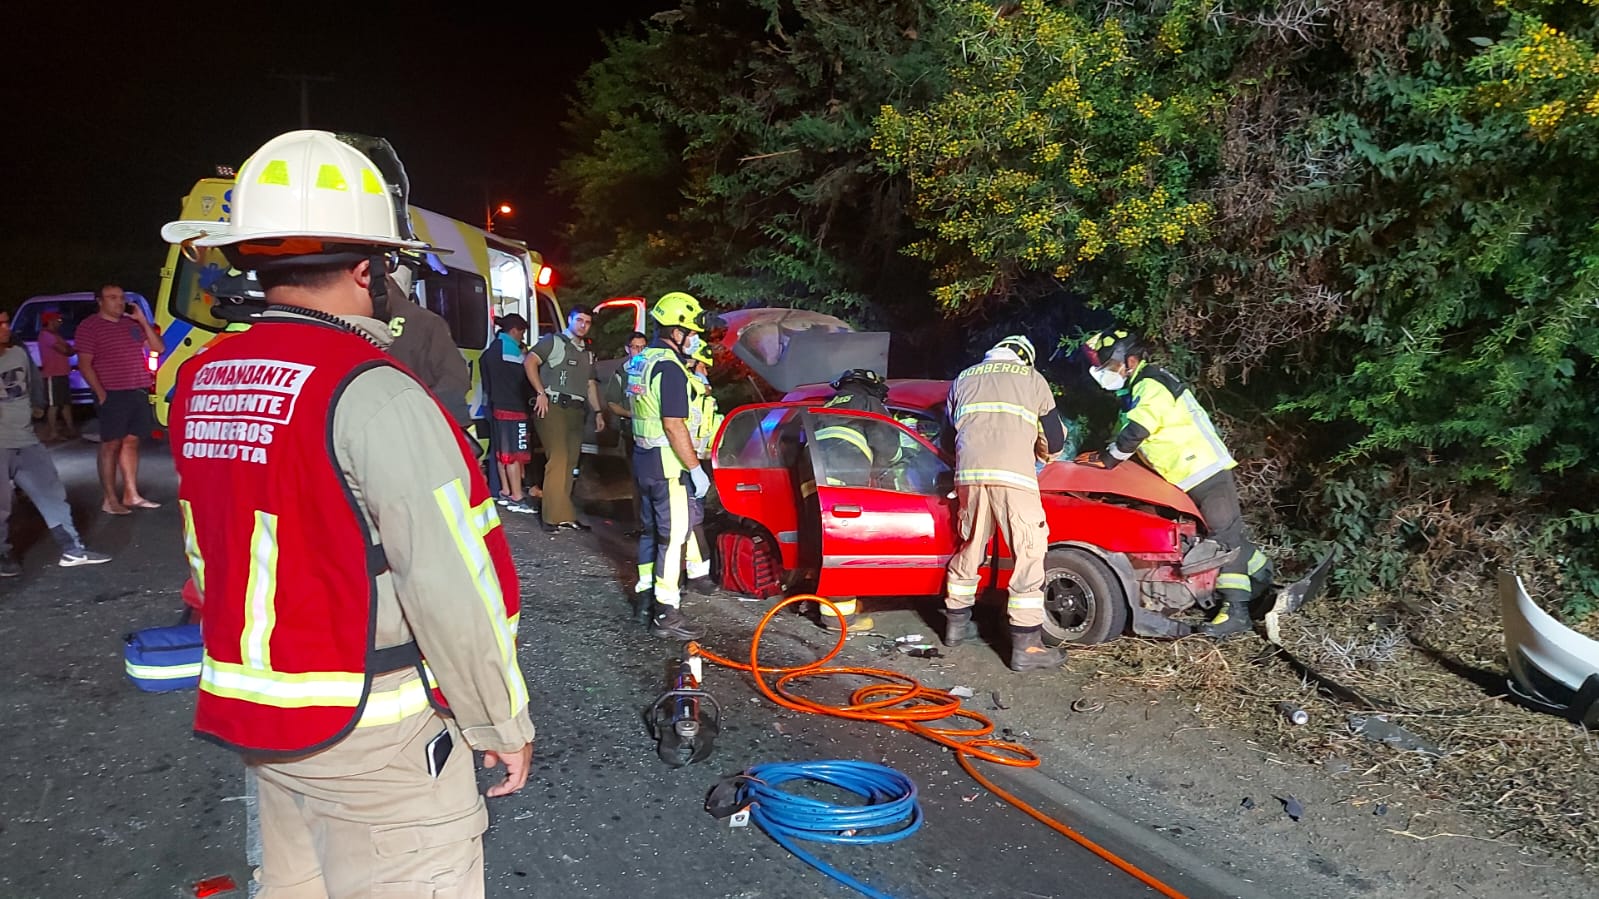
366 253 399 322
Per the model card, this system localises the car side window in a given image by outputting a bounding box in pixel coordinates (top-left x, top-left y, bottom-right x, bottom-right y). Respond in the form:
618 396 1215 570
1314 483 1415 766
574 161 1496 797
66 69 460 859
715 406 806 470
810 410 949 496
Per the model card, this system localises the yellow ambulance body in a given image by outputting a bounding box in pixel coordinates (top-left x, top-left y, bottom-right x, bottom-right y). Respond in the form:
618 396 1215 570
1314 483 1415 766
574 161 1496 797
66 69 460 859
153 178 564 427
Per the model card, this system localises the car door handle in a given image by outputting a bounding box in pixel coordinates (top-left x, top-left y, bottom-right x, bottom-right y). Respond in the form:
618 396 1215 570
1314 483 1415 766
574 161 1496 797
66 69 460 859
831 504 862 518
735 483 761 493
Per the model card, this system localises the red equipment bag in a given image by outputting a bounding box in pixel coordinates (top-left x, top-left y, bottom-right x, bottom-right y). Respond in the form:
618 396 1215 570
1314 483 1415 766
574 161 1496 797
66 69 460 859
717 531 782 599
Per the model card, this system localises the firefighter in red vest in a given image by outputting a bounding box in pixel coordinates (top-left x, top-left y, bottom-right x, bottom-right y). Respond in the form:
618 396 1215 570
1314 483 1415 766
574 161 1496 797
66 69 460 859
162 130 533 898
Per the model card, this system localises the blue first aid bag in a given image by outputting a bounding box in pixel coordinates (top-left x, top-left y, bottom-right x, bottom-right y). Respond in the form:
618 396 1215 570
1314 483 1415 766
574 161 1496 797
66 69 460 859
124 623 203 692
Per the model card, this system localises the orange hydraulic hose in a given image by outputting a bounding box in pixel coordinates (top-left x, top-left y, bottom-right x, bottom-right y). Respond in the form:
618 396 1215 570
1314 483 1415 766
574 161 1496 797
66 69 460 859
693 594 1189 899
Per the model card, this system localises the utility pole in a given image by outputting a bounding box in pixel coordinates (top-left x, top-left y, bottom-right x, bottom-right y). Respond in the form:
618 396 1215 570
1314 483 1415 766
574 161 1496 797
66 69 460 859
270 72 335 128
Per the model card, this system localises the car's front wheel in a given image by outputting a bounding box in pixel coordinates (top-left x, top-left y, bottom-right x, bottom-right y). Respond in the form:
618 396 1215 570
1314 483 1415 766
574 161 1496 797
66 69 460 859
1039 547 1129 646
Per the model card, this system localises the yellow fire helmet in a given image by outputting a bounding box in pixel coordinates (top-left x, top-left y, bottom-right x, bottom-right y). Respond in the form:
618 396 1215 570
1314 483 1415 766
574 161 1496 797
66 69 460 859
651 291 709 332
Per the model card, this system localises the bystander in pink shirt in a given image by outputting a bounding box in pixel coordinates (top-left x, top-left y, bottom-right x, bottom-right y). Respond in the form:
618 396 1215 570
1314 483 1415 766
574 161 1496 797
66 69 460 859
38 327 72 378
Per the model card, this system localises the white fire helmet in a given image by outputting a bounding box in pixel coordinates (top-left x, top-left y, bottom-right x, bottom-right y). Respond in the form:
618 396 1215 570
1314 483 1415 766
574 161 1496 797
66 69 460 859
161 130 433 260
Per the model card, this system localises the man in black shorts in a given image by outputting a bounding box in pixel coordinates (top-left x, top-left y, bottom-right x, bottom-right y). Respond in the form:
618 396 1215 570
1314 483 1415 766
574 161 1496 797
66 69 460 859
481 314 536 514
75 284 163 515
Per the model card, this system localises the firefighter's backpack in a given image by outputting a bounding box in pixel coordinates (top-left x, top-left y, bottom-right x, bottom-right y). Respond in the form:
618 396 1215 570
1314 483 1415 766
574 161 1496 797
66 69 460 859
717 531 782 599
124 623 203 692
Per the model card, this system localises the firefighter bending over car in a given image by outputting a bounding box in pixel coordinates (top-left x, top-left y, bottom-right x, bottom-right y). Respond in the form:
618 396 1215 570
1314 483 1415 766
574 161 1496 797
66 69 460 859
161 130 532 897
627 291 714 640
1079 330 1272 638
944 336 1070 672
813 368 901 633
682 341 722 598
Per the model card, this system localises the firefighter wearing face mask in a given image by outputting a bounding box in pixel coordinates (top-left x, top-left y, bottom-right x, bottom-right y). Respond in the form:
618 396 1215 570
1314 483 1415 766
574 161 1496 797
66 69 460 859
681 343 722 598
1079 330 1271 638
627 292 714 639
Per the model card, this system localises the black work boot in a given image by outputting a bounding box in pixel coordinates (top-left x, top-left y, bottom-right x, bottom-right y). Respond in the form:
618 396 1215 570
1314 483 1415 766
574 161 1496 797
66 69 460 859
1199 599 1251 639
1009 626 1066 672
684 575 719 597
943 608 978 647
650 603 705 641
631 590 654 627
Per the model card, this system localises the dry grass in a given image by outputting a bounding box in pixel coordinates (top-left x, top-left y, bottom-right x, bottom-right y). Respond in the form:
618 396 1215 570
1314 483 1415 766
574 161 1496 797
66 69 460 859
1076 576 1599 867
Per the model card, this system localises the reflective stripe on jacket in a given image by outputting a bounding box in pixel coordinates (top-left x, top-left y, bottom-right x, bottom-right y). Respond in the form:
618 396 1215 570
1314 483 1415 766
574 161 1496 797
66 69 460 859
628 344 693 476
1117 364 1236 491
818 392 901 465
171 320 521 755
947 360 1058 492
688 378 721 459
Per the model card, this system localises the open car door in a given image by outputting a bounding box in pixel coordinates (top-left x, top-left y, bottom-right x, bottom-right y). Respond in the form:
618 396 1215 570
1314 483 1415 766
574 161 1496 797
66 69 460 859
803 407 958 598
711 404 810 571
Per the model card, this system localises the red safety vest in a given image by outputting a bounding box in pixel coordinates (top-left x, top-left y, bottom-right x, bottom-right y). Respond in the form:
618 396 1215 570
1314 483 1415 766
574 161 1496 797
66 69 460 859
170 318 520 755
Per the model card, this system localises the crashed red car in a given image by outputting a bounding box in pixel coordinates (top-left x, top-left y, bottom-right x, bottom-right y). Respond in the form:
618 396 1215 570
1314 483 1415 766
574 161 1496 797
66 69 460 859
710 386 1328 645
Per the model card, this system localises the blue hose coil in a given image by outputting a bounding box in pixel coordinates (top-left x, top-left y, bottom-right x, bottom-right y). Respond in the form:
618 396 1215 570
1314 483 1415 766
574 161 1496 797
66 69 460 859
738 760 922 899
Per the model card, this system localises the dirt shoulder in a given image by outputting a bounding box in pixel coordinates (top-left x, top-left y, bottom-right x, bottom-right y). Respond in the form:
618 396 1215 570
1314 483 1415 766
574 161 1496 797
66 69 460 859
711 595 1597 899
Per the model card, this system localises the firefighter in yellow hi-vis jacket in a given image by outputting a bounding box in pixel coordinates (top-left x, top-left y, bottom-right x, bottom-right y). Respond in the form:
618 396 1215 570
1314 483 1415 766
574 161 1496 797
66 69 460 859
682 341 722 596
1079 329 1272 639
626 291 714 639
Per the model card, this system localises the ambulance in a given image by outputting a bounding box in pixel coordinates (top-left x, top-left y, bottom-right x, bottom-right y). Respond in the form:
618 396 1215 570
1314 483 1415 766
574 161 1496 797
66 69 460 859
153 177 568 429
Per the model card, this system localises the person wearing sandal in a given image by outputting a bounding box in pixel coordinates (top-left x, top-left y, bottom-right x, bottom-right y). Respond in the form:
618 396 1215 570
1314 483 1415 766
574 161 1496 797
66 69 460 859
75 283 163 515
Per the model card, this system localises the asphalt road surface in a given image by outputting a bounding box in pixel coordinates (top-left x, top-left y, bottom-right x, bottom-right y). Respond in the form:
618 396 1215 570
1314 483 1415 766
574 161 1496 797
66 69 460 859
0 440 1266 899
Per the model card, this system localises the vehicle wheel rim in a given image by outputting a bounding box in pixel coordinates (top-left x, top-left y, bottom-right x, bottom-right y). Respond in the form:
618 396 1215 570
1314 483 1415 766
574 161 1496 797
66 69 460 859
1045 568 1094 636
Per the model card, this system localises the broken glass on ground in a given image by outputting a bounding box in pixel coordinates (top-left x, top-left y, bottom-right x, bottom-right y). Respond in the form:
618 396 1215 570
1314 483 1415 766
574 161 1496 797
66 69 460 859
1348 714 1444 757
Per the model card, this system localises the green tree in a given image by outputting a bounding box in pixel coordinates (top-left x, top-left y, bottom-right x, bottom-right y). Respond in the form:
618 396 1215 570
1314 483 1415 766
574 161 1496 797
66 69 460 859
553 0 943 324
873 0 1221 317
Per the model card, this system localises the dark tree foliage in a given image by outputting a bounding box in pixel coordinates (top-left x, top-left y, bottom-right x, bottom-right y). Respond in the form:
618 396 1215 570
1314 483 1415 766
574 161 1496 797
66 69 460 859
553 0 942 330
559 0 1599 612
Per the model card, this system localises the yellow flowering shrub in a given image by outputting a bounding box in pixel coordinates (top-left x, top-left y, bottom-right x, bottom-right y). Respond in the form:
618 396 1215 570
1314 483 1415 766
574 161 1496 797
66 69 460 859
872 0 1221 311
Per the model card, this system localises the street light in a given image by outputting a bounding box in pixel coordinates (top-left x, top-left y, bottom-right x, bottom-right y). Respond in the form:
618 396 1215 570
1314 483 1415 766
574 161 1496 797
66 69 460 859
486 203 513 232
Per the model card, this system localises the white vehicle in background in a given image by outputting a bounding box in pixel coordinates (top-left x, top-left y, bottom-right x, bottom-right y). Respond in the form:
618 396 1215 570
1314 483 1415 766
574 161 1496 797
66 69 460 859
12 292 159 405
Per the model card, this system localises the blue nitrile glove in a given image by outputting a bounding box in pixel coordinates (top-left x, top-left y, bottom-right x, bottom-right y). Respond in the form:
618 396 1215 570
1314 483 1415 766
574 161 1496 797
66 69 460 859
688 465 711 499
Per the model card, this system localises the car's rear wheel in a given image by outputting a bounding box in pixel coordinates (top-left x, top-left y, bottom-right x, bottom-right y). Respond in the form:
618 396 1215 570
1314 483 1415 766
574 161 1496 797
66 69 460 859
1039 547 1129 646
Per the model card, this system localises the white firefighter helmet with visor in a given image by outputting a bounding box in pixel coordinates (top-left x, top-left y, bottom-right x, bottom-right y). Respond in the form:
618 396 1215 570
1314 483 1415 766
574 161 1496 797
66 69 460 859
160 130 434 258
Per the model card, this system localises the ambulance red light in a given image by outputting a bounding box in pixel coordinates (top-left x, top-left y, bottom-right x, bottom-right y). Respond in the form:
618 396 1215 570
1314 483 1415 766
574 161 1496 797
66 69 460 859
536 265 554 288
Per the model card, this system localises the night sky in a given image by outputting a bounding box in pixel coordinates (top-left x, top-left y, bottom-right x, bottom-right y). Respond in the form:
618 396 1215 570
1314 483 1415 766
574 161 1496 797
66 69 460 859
2 1 676 290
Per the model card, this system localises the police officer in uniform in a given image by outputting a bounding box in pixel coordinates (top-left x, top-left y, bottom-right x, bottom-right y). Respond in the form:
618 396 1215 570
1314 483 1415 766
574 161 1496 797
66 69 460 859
162 130 533 897
626 292 713 639
1079 329 1271 638
527 306 604 532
